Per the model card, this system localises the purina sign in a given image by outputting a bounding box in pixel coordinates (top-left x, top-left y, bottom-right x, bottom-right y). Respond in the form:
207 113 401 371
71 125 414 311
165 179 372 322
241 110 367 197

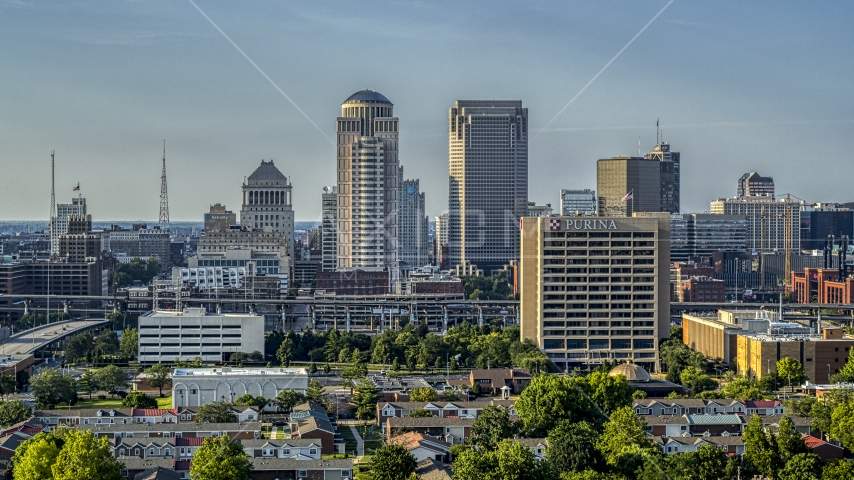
557 219 618 230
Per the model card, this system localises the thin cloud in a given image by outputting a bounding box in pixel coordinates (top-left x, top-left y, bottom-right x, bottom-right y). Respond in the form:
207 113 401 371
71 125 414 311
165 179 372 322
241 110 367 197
533 119 854 134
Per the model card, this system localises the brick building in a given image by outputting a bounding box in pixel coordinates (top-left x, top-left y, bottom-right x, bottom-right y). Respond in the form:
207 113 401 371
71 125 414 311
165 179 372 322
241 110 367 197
791 268 854 304
315 268 389 296
678 276 727 302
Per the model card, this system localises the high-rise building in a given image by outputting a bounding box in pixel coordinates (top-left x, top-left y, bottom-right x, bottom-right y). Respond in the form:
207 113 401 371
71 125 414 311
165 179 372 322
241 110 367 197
240 160 294 260
51 197 86 255
321 186 338 272
398 172 428 269
737 172 775 198
800 205 853 250
666 214 749 262
58 214 101 263
203 204 236 233
560 189 596 216
519 214 671 373
435 212 449 270
710 196 800 253
448 100 528 273
336 90 399 281
644 143 680 214
597 157 661 217
526 203 554 217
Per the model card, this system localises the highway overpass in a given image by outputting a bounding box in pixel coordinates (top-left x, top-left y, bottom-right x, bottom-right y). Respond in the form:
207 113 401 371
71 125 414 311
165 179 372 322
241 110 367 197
0 319 110 356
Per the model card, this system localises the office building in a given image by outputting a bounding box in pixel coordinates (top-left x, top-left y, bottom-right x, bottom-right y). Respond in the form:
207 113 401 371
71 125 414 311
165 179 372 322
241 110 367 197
171 366 308 407
58 215 101 263
737 328 854 384
737 172 775 198
51 196 87 255
710 196 800 253
203 204 236 233
800 206 853 250
0 260 106 298
399 174 429 269
448 100 528 273
106 225 171 270
138 308 265 365
644 143 680 214
667 214 749 262
315 268 390 296
321 186 337 272
597 157 662 217
526 203 554 217
336 90 399 281
240 160 294 261
560 189 596 216
174 248 289 295
435 213 449 270
519 214 670 372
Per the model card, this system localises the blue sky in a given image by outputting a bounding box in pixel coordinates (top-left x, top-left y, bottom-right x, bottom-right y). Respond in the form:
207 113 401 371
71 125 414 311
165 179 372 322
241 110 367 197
1 0 853 221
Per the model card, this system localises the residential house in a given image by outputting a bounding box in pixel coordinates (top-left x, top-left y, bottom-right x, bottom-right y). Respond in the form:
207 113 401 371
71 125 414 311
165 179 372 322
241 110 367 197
385 417 475 445
643 415 690 437
240 439 323 460
114 438 175 458
468 368 531 394
134 466 182 480
632 399 763 416
79 421 262 441
516 438 548 461
802 435 845 462
291 416 344 455
743 400 784 416
653 436 746 456
119 457 180 480
389 432 451 462
414 458 453 480
248 458 353 480
376 399 516 425
761 415 812 435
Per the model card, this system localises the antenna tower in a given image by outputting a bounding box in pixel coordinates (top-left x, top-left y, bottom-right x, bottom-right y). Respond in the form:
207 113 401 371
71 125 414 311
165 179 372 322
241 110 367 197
159 140 170 232
49 150 57 255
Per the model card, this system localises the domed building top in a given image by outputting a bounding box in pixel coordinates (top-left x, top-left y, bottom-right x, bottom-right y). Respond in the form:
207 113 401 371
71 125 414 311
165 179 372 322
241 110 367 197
247 160 287 186
343 89 392 105
609 362 652 383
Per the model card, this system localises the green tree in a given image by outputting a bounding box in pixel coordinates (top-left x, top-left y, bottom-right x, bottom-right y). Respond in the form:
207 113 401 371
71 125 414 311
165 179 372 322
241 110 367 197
305 379 325 405
408 408 433 418
106 312 125 331
516 375 589 436
469 405 514 450
830 399 854 450
778 453 823 480
370 444 417 480
323 363 331 375
546 420 603 475
94 330 120 356
453 439 540 480
12 428 123 480
65 332 94 361
195 401 237 424
0 400 31 428
119 328 138 360
189 435 252 480
410 387 437 402
742 414 781 478
821 460 854 479
0 374 18 398
111 271 133 291
233 394 267 409
91 365 128 396
596 406 657 477
121 391 158 409
576 370 634 416
145 364 172 397
274 390 306 413
776 416 809 462
276 338 294 367
831 347 854 383
30 370 75 409
777 357 807 391
354 379 379 420
679 366 718 396
308 362 318 374
719 375 763 401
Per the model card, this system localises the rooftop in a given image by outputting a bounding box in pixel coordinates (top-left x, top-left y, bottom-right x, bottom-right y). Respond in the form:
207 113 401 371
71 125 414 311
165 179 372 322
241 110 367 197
343 89 392 105
173 367 306 377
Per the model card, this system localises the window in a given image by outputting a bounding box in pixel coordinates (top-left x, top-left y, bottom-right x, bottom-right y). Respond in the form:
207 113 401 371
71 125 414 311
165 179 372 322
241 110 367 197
298 471 308 478
135 448 140 455
165 449 171 456
119 448 126 456
341 470 351 478
309 448 317 455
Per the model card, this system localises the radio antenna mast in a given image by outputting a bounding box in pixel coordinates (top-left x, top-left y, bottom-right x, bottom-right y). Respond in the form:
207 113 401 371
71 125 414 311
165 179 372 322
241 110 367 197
159 140 170 233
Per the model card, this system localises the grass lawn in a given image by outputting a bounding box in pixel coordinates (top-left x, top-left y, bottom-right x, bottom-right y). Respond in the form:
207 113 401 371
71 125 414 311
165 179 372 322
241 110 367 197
71 397 124 409
362 425 383 454
338 425 359 454
155 396 172 409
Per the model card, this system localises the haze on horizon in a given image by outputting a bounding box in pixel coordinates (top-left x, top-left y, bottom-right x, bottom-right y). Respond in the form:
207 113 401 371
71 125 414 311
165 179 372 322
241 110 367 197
1 0 852 222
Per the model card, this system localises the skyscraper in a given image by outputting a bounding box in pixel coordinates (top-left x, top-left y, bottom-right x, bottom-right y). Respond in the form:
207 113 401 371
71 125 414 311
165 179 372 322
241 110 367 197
52 196 87 255
560 189 596 216
336 90 399 280
448 100 528 273
644 142 680 213
240 160 294 260
398 171 428 269
597 157 660 217
321 186 338 272
737 172 775 198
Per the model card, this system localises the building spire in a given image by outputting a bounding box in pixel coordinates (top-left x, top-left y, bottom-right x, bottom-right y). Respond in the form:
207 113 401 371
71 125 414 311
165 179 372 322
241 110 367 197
159 140 170 233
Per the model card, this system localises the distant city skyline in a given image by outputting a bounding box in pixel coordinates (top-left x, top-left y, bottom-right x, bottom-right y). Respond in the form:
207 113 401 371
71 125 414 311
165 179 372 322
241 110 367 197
2 1 853 221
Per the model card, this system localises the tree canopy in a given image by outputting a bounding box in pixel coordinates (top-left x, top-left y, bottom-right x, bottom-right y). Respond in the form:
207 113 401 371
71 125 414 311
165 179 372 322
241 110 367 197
121 392 157 409
12 428 123 480
189 436 252 480
0 400 31 429
370 444 417 480
145 364 172 397
30 370 75 409
195 401 237 424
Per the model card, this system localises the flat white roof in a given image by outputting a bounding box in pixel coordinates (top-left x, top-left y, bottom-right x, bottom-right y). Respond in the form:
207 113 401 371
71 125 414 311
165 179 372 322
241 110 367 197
173 367 308 377
143 308 261 318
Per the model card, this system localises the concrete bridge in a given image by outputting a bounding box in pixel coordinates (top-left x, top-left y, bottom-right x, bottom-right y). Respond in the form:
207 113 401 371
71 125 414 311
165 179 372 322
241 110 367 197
0 319 110 356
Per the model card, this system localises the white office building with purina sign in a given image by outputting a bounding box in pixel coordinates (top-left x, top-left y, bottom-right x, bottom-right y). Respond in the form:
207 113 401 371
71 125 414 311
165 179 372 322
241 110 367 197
172 367 308 408
520 214 670 373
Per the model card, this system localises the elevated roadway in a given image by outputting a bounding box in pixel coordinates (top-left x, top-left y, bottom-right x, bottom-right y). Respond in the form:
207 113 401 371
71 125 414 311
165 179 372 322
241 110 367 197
0 319 109 356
